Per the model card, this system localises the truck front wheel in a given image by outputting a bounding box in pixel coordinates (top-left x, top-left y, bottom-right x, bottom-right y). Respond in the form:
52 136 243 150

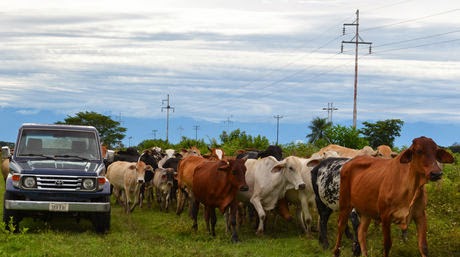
92 210 110 233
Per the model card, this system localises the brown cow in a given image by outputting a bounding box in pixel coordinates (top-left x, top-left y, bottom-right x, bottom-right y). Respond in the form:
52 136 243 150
333 137 454 257
1 146 12 182
106 161 153 213
176 155 207 215
376 145 398 158
191 158 248 242
317 144 377 159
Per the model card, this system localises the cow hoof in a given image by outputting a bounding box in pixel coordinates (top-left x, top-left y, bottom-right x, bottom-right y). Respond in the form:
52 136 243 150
352 242 361 256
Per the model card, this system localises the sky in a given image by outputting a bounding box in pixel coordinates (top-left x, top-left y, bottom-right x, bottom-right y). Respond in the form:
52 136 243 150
0 0 459 148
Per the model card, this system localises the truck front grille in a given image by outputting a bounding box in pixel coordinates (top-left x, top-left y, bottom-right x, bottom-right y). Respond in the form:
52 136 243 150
34 175 90 191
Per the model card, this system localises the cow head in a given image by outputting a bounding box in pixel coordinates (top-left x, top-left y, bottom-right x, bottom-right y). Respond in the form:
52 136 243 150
219 159 248 191
135 161 153 184
400 136 454 181
273 156 306 190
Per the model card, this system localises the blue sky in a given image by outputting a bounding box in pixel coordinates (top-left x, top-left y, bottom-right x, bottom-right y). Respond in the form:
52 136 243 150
0 1 459 148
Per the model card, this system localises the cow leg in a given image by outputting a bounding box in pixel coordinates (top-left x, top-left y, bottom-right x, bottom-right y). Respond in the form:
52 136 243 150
204 206 211 234
165 191 170 211
229 202 240 243
413 210 429 257
357 215 371 257
176 188 187 215
191 199 199 231
298 193 312 234
318 205 333 249
250 197 266 235
381 217 392 257
209 208 217 237
350 210 361 256
333 206 353 257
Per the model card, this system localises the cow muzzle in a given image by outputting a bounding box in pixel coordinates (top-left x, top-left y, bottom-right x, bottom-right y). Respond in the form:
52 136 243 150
239 185 249 191
297 183 306 190
138 179 145 184
429 171 443 181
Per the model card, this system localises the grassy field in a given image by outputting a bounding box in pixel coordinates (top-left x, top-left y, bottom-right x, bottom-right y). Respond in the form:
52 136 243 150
0 155 459 257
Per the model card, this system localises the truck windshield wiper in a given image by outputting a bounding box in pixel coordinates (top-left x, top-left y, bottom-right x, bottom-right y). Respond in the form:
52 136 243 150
21 153 56 159
54 155 90 161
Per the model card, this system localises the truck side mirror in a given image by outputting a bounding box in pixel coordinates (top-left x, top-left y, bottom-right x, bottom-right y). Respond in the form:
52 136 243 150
105 150 115 163
2 146 11 159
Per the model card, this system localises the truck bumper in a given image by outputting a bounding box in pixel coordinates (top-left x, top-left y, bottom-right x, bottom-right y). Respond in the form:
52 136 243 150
4 200 111 212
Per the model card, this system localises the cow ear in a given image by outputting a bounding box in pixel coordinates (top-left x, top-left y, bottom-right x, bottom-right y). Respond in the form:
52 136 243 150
437 149 454 163
306 159 321 168
218 161 230 171
129 164 137 170
400 149 412 163
272 163 285 173
145 165 153 171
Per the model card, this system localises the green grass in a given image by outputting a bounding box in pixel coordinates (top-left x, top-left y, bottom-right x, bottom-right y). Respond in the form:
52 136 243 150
1 159 459 257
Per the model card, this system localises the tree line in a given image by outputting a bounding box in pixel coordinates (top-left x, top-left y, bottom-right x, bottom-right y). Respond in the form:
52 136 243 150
5 111 454 156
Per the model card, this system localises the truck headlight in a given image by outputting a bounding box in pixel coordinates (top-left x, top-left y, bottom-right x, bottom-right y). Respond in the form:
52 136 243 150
23 176 37 188
82 178 96 190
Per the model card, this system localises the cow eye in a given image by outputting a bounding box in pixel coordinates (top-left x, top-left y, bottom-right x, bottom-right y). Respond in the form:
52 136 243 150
232 170 237 175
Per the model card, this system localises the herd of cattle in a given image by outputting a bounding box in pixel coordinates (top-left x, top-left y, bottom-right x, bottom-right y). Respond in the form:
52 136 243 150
102 137 453 257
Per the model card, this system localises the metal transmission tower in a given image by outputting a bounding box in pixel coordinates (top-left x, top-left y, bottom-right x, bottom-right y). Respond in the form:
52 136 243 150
193 125 200 141
273 115 283 145
161 94 175 142
341 9 372 128
323 102 338 123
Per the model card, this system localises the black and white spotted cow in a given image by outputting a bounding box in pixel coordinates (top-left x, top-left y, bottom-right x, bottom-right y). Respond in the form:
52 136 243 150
311 157 360 253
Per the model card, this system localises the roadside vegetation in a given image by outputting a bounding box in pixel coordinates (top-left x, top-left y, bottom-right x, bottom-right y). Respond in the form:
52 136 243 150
0 153 458 257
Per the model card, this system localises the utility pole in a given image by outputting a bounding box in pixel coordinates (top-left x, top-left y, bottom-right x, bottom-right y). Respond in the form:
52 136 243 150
322 102 338 123
273 115 283 145
193 125 200 141
161 94 175 142
223 115 233 132
341 9 372 128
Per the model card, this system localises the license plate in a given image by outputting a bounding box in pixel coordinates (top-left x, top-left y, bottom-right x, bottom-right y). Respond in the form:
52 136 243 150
49 202 69 212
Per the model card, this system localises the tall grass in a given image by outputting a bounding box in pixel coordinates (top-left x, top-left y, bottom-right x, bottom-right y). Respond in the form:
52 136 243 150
0 157 459 257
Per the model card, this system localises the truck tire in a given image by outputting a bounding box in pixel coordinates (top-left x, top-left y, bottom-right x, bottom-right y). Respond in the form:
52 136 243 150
92 210 111 234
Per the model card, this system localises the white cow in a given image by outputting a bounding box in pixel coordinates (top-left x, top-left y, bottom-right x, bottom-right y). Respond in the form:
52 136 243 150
106 161 153 213
238 156 306 235
283 151 340 234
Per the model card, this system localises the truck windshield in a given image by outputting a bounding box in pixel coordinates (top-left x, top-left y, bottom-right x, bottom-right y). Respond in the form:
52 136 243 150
16 129 101 161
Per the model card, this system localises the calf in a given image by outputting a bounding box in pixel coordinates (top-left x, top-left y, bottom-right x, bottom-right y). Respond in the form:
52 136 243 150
333 137 454 257
106 161 153 213
153 167 176 211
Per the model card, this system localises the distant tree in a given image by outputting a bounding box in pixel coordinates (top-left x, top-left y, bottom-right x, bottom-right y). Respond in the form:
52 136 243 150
306 117 332 147
360 119 404 148
219 129 269 155
137 139 173 151
324 124 368 149
449 143 460 153
56 111 126 148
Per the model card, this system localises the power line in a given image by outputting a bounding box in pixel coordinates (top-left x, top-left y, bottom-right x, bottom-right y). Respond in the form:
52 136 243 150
363 8 460 32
